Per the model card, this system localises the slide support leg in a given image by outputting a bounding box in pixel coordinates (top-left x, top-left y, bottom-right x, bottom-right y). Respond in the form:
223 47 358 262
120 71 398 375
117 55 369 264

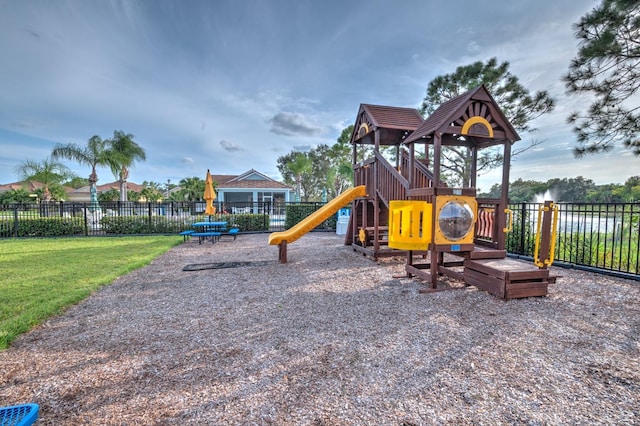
279 241 288 264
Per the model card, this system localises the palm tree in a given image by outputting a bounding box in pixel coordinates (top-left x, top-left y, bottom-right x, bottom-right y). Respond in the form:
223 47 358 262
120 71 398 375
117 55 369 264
16 157 74 202
51 135 110 210
178 177 205 201
0 188 31 203
105 130 146 202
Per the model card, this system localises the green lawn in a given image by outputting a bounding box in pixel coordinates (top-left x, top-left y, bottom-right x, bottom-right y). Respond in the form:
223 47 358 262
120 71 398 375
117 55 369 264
0 236 182 350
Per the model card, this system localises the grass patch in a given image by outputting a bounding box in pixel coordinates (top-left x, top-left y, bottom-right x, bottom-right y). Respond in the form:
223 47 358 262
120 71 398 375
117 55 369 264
0 236 182 350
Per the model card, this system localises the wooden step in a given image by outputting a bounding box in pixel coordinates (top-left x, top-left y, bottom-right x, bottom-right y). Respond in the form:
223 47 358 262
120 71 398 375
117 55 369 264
464 257 549 299
363 226 388 233
469 246 506 259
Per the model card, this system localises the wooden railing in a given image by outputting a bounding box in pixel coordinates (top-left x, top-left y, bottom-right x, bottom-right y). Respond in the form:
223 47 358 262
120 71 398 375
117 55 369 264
399 150 439 191
354 151 445 207
374 151 409 207
353 157 376 199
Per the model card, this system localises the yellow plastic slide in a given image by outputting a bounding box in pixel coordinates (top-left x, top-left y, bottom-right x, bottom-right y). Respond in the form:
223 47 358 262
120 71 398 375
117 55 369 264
268 185 367 246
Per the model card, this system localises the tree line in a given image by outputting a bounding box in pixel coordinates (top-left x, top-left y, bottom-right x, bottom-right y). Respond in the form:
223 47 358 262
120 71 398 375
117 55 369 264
480 175 640 203
5 129 214 204
11 130 146 203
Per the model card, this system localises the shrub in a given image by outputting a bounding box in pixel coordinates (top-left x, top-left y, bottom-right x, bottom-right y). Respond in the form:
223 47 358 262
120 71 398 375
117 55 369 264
11 218 85 237
285 204 336 230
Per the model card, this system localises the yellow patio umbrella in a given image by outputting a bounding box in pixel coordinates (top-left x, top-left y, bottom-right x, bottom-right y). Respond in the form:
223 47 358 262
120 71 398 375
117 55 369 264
204 169 217 216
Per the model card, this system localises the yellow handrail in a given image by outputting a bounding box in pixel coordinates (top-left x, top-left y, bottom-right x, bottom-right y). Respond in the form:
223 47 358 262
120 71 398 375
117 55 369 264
548 203 559 266
503 208 513 233
533 203 559 267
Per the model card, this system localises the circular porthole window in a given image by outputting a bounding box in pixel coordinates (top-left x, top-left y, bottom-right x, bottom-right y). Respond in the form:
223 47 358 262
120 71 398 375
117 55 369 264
438 200 475 241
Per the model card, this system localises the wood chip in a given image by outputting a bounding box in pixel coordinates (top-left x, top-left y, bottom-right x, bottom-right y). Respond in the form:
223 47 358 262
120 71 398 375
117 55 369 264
1 233 638 424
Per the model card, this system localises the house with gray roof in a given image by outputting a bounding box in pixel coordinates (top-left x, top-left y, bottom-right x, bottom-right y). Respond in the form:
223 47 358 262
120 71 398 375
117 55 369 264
212 169 294 208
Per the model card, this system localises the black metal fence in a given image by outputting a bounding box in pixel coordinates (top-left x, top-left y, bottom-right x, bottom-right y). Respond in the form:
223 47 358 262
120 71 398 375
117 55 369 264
506 202 640 279
1 200 639 278
0 200 331 238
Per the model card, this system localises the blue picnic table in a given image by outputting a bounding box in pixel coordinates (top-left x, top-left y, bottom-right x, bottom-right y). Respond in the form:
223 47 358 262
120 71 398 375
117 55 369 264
190 221 227 244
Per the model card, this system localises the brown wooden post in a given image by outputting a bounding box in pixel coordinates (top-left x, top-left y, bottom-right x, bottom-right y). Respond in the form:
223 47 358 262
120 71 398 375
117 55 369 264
424 141 430 167
470 146 478 189
430 249 438 288
433 133 442 188
409 143 415 190
497 140 512 251
352 131 358 165
373 131 381 253
430 133 443 288
279 241 287 263
538 200 554 269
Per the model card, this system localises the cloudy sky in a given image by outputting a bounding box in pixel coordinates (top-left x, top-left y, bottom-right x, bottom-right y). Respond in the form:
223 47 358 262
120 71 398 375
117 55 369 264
0 0 636 192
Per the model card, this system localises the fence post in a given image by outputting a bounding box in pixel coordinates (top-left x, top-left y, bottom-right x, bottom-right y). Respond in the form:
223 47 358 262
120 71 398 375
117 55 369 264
13 205 19 237
147 202 152 233
519 203 527 254
83 205 89 236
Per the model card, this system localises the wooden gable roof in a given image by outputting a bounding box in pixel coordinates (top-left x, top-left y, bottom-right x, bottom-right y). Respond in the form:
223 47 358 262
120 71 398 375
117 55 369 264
351 104 424 146
403 85 520 149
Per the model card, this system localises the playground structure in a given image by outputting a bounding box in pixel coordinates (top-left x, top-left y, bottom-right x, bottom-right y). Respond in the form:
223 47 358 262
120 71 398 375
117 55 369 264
268 85 557 299
346 85 557 298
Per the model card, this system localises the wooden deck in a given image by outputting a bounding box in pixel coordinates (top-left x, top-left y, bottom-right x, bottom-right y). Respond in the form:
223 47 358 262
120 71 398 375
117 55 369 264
464 257 550 299
401 247 551 299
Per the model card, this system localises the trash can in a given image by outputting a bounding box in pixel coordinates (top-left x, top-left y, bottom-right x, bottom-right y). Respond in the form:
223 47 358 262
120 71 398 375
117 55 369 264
336 208 350 235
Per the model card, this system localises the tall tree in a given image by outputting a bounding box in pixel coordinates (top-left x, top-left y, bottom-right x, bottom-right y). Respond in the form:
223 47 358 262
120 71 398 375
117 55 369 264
420 57 555 186
51 135 110 201
276 127 354 202
105 130 146 202
16 157 75 201
0 188 32 204
285 152 312 201
329 125 355 196
140 181 165 202
98 188 120 202
308 145 333 200
564 0 640 157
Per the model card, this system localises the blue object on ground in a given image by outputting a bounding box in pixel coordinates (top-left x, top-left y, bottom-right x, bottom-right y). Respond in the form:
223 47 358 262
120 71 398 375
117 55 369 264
179 230 195 241
221 227 240 241
0 403 39 426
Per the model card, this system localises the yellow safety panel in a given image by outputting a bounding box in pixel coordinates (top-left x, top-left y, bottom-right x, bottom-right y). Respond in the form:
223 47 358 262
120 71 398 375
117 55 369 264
434 195 478 245
388 200 432 250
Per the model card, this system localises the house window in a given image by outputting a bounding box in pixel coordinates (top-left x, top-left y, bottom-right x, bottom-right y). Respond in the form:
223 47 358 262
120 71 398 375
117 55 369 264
258 192 285 203
225 192 252 203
